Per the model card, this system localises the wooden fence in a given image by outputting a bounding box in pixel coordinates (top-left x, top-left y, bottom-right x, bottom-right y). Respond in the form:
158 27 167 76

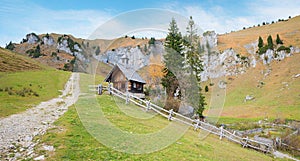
91 85 274 153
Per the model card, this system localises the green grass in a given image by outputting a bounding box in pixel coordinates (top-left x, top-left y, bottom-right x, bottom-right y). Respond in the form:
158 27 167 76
32 73 283 161
35 100 279 161
0 70 70 117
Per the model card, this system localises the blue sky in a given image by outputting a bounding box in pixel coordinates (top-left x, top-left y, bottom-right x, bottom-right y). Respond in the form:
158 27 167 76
1 0 300 47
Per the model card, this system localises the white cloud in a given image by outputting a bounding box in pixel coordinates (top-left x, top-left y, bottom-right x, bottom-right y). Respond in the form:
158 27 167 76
160 1 300 34
0 1 112 47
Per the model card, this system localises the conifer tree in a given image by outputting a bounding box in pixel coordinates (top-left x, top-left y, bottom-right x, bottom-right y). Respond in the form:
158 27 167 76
161 18 184 111
258 36 264 48
276 34 283 45
185 16 206 118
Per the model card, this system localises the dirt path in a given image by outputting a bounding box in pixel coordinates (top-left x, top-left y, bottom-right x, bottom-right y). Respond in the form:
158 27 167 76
0 72 80 160
273 151 299 161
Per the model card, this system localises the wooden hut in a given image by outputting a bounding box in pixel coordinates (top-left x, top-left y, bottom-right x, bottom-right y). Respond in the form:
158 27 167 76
104 64 146 98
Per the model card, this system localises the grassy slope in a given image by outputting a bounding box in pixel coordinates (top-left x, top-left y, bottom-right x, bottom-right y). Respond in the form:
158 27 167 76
208 16 300 122
218 15 300 55
0 48 71 117
0 70 70 117
221 53 300 120
0 47 43 72
33 73 282 160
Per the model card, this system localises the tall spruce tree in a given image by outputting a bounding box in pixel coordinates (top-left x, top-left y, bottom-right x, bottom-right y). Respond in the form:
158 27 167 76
185 16 206 118
161 18 184 111
258 36 264 48
276 34 283 45
267 35 274 49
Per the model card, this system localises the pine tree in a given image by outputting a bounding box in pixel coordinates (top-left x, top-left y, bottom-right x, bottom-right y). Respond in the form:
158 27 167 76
161 18 184 111
184 16 206 118
267 35 274 49
95 46 100 55
258 36 264 48
5 41 15 51
276 34 283 45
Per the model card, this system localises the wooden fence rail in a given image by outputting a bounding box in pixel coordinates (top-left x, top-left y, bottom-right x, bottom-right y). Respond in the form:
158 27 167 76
94 85 274 153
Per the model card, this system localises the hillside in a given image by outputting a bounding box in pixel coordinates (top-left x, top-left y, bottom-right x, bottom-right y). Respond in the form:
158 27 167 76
31 73 275 161
0 47 43 72
220 53 300 120
0 48 71 117
218 15 300 55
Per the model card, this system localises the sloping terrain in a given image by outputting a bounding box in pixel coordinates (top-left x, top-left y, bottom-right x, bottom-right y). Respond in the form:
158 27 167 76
221 53 300 120
0 47 71 117
218 15 300 55
0 47 43 72
31 73 275 161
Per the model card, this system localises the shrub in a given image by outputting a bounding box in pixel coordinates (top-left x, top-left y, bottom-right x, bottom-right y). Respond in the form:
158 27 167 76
148 37 156 45
33 92 39 97
8 90 14 95
5 41 15 50
277 45 290 53
51 52 57 57
95 46 100 55
259 45 268 55
205 85 209 92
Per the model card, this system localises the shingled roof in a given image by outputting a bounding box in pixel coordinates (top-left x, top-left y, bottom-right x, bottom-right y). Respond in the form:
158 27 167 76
104 64 146 84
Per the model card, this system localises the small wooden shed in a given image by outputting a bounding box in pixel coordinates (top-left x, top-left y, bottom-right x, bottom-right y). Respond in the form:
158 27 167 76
104 64 146 98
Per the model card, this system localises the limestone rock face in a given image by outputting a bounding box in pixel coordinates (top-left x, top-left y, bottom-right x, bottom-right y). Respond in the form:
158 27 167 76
26 33 39 44
56 36 87 62
95 40 164 70
42 36 55 46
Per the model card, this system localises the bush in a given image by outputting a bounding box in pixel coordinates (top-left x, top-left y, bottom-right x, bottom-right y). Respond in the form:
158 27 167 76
241 56 247 60
165 98 180 112
277 45 290 53
205 85 209 92
5 41 15 50
259 45 268 55
51 52 57 57
148 37 156 45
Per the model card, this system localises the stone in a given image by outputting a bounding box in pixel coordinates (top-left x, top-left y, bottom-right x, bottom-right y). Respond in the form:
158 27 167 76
294 74 300 78
43 145 54 151
245 95 254 102
218 81 227 89
178 105 194 117
34 155 45 160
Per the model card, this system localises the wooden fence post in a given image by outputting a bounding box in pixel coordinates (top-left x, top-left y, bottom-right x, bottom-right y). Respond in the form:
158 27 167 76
243 136 248 148
194 119 200 131
168 109 173 121
146 100 151 111
126 93 129 104
219 126 224 140
98 84 102 95
108 83 112 95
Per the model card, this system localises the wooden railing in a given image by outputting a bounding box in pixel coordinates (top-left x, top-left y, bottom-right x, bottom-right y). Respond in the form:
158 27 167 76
95 85 274 153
